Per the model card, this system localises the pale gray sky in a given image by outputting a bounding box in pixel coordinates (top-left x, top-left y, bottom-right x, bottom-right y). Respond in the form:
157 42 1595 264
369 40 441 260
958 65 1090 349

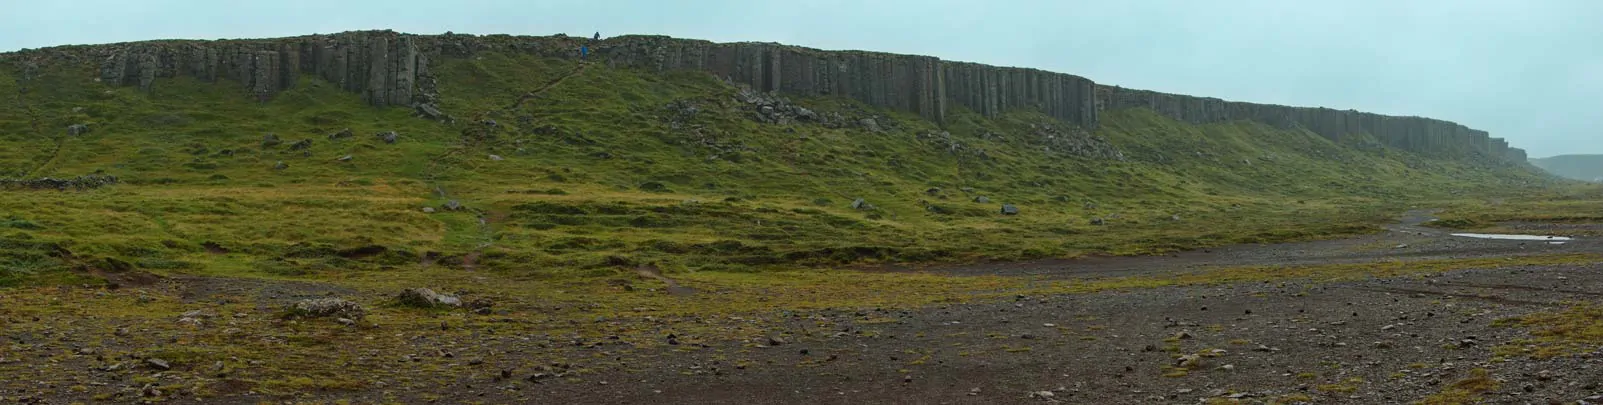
3 0 1599 157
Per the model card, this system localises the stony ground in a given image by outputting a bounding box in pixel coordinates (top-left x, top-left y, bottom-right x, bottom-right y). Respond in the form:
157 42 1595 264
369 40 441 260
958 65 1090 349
2 212 1601 404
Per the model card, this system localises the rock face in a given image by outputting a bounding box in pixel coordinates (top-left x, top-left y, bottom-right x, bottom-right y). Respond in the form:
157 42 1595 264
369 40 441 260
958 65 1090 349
1094 86 1520 160
12 29 1523 163
89 30 434 107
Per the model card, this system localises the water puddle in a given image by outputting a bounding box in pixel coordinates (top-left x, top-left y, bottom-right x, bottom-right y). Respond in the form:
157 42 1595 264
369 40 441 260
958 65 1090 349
1450 233 1573 242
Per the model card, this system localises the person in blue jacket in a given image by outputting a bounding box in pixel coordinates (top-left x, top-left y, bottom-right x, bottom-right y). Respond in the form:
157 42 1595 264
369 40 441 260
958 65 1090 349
580 44 589 60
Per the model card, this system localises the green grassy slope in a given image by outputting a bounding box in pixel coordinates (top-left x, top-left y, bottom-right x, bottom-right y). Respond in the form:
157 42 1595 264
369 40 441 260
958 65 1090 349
0 51 1564 284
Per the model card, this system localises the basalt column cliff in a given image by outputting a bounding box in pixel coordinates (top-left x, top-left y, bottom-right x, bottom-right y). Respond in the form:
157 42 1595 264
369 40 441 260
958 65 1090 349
6 30 1526 163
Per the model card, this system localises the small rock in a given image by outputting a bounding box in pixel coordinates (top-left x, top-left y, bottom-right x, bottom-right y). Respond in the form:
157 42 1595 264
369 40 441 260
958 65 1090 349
444 200 463 211
375 131 399 144
397 288 463 308
1090 217 1105 226
273 161 288 170
1219 364 1235 371
336 154 353 162
337 318 356 326
1174 331 1194 340
262 133 281 147
974 196 991 204
1381 324 1397 331
66 124 90 136
768 336 786 346
328 128 354 140
1177 354 1202 368
489 154 504 161
146 358 171 370
850 198 873 211
1000 204 1019 215
1031 391 1055 398
422 207 436 213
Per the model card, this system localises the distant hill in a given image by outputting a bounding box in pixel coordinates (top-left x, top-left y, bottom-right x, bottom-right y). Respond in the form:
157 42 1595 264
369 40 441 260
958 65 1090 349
1531 155 1603 182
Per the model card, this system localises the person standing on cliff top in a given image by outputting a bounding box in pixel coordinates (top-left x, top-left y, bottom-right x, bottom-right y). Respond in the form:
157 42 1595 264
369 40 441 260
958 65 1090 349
593 32 600 41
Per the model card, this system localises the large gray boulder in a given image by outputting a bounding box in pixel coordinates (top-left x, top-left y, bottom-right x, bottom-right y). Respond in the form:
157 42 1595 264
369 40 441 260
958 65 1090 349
286 298 366 320
397 288 462 308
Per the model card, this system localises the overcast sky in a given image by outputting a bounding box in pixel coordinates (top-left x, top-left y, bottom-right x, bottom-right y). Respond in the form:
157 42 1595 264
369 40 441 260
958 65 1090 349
3 0 1599 157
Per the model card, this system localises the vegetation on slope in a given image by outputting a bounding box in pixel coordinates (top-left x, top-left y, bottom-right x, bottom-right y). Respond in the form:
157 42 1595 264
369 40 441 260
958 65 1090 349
0 50 1572 285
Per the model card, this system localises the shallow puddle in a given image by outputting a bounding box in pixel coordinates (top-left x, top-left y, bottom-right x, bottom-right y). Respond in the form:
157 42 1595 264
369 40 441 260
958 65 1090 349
1450 233 1573 241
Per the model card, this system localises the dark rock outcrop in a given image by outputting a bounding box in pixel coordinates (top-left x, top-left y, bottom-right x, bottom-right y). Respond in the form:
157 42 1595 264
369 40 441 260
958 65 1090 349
89 30 431 107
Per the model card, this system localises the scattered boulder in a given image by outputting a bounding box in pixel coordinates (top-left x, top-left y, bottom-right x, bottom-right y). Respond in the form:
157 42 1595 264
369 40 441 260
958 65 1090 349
794 107 818 121
66 124 90 136
858 118 882 132
285 298 366 320
145 358 171 371
489 154 504 161
421 207 436 213
468 298 495 315
376 131 398 144
261 133 281 147
336 155 353 162
328 128 354 140
1000 204 1019 215
397 288 463 308
443 200 463 211
850 198 874 210
1090 217 1106 226
272 161 288 170
1177 354 1202 368
288 139 313 151
415 102 449 122
974 196 991 204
